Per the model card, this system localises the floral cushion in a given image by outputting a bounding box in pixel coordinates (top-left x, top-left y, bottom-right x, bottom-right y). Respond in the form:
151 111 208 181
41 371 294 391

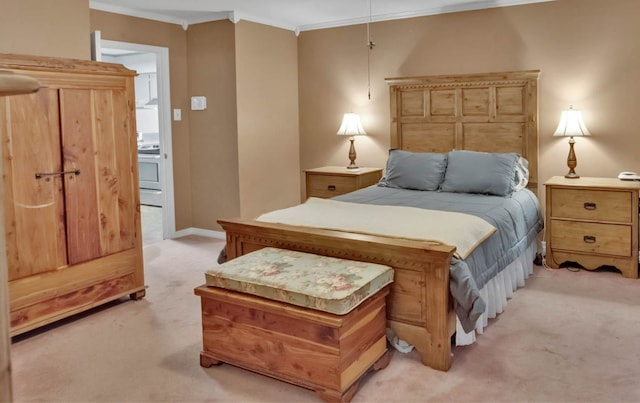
205 247 393 315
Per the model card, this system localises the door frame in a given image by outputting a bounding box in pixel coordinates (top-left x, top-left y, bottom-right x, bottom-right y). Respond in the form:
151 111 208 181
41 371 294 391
98 39 176 239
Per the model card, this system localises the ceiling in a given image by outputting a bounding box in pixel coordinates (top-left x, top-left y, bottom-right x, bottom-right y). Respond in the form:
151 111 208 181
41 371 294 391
90 0 553 34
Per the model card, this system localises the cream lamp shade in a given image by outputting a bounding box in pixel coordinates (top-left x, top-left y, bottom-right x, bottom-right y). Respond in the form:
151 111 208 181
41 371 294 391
337 113 367 137
337 113 366 169
553 106 591 138
553 105 590 179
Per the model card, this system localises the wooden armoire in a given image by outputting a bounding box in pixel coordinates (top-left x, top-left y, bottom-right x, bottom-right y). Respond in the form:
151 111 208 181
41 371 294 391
0 54 145 336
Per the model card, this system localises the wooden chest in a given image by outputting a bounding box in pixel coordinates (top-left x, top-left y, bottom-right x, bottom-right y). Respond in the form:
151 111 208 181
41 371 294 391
195 285 389 402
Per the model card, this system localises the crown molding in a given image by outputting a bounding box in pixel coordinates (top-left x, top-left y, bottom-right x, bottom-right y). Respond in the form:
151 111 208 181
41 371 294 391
90 1 296 32
91 1 189 28
296 0 553 32
183 11 232 27
91 0 553 34
224 11 297 32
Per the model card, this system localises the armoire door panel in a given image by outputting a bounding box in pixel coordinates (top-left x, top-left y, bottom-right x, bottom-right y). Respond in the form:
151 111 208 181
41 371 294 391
60 88 137 265
1 90 68 281
59 89 102 265
92 89 136 254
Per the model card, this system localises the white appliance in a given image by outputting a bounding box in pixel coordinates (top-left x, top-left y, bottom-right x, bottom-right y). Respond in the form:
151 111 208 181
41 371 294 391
138 144 162 207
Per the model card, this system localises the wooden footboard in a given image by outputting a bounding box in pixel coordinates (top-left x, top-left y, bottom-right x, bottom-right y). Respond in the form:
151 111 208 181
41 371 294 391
218 218 457 371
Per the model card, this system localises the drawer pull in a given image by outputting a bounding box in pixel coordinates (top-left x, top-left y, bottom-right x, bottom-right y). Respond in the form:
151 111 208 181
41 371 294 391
583 202 596 210
327 185 336 191
35 169 80 180
583 235 596 243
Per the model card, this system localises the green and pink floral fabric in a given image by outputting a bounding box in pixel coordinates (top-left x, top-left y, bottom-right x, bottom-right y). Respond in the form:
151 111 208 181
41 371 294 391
205 247 393 315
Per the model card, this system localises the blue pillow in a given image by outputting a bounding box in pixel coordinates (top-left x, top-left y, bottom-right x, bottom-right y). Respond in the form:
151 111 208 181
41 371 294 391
379 149 447 191
440 150 519 196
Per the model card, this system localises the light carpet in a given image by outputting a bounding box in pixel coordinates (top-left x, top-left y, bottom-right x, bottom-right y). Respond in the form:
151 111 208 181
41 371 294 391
10 236 640 402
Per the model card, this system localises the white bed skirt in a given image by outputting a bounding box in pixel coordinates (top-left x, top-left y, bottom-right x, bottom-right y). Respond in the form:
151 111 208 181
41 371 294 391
455 239 537 346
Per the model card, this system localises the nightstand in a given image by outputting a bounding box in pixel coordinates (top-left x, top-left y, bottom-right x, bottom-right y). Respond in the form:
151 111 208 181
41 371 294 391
544 176 639 278
305 166 383 199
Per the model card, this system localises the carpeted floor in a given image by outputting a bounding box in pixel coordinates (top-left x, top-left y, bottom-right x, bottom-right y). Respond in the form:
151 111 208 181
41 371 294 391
141 205 163 245
10 236 640 402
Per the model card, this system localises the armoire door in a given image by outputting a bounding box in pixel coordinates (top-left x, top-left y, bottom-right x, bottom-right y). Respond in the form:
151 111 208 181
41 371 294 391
0 89 68 281
1 87 139 278
1 53 145 337
59 88 137 265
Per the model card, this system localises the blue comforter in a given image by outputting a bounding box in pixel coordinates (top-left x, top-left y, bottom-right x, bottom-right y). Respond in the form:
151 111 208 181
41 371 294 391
333 186 543 332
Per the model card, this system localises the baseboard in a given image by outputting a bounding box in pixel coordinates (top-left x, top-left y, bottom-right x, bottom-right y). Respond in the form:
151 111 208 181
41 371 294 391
171 227 226 240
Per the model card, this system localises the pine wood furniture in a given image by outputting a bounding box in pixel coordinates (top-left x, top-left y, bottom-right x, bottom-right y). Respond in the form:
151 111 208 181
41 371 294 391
0 68 41 403
545 176 639 278
218 70 540 371
196 286 390 402
0 54 146 336
196 247 392 402
305 166 382 199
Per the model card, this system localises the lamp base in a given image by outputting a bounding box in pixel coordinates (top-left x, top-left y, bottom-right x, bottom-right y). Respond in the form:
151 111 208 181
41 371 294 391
564 137 580 179
346 137 359 170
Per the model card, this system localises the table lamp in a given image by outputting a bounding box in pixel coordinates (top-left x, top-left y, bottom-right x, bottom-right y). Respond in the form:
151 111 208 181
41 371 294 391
337 113 366 169
553 105 590 179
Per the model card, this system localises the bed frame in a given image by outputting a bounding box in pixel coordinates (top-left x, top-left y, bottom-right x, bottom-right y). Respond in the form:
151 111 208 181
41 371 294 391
219 70 540 371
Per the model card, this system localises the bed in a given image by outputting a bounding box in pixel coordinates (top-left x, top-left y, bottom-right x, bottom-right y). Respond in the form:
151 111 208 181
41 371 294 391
218 70 541 371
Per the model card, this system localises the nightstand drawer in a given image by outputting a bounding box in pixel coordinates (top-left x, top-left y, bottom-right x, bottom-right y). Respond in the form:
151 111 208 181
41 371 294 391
550 188 632 223
305 167 383 199
550 220 631 257
307 174 358 198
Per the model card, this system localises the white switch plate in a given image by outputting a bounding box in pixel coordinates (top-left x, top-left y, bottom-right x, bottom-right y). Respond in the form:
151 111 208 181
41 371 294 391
173 108 181 121
191 96 207 110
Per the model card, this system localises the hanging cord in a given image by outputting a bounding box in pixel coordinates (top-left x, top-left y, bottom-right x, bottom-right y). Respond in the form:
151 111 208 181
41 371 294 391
366 0 375 100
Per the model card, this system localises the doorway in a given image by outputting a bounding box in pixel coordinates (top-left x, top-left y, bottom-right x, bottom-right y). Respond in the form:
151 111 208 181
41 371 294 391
96 39 176 244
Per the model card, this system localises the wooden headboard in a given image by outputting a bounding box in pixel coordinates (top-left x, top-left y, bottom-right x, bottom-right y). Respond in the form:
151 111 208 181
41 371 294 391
385 70 540 191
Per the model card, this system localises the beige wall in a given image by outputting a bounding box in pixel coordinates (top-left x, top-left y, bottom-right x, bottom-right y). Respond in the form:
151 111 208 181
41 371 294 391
0 0 90 59
298 0 640 199
5 0 639 232
235 21 301 218
92 14 300 232
184 20 300 229
90 10 194 231
186 21 241 229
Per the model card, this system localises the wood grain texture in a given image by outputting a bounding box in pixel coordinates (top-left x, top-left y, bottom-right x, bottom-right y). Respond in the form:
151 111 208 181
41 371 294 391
1 89 67 281
218 70 540 371
550 188 632 223
9 248 139 310
0 53 135 76
60 88 102 264
195 285 389 401
545 176 639 278
10 274 141 335
219 218 454 371
305 167 383 199
386 70 540 192
0 66 42 402
0 53 145 336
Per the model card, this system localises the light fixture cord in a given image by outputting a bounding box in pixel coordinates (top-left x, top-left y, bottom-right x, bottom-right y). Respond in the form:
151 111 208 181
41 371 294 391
366 0 375 100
